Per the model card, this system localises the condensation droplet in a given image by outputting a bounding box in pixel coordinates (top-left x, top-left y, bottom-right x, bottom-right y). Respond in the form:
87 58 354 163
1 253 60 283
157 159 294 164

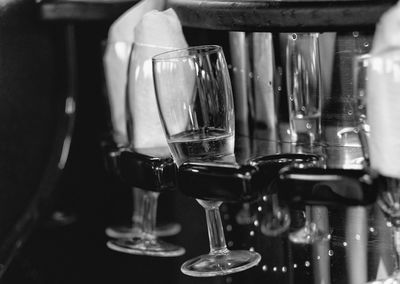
355 234 361 240
282 266 287 273
262 265 268 272
262 195 268 202
328 250 334 256
226 224 232 232
364 42 370 47
277 86 282 91
273 267 277 272
254 220 259 227
249 247 255 252
343 242 348 247
369 227 375 233
294 263 298 268
305 261 310 267
348 110 353 115
250 230 255 237
292 33 297 40
258 206 262 212
306 123 312 129
353 31 359 38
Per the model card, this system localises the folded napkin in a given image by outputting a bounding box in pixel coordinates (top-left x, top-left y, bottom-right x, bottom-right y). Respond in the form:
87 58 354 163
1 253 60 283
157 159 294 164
367 1 400 178
103 0 166 146
127 8 188 149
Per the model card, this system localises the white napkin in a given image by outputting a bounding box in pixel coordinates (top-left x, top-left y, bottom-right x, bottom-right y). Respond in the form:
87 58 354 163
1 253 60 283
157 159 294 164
103 0 166 146
367 1 400 178
127 8 188 149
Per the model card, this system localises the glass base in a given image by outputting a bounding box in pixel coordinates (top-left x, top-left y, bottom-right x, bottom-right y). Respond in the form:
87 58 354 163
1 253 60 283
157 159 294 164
235 209 257 225
107 237 185 257
367 272 400 284
181 250 261 277
105 222 181 239
261 215 290 237
45 210 77 228
289 223 329 244
260 207 290 237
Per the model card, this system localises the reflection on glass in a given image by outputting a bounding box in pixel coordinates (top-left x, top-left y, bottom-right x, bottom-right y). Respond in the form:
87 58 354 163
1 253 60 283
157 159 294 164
260 193 291 237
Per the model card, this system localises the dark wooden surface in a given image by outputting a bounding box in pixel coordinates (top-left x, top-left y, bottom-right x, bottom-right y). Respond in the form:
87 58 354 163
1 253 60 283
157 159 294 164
38 0 139 21
167 0 396 32
38 0 397 31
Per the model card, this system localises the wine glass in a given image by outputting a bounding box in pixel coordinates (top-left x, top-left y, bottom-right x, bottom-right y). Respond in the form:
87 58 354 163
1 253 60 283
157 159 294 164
353 49 400 283
153 45 261 277
103 40 185 257
102 40 181 240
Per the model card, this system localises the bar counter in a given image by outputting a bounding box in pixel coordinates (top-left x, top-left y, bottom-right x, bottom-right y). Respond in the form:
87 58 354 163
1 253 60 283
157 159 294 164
38 0 396 32
3 128 392 284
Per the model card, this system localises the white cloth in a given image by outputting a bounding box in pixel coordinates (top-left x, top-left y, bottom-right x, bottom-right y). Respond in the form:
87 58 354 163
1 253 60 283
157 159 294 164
127 8 188 149
103 0 166 146
367 1 400 178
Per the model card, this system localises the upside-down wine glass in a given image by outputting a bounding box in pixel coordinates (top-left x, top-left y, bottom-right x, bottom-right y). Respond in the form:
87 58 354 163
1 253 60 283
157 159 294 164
285 32 328 244
353 49 400 284
153 45 261 276
104 40 185 257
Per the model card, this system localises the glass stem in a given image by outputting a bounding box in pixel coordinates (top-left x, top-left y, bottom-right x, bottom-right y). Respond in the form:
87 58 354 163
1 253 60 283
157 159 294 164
305 205 312 226
131 187 143 226
392 224 400 274
141 191 159 239
197 199 229 255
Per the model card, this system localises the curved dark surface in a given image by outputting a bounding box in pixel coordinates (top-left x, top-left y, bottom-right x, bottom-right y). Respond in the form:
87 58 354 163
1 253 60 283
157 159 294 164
38 0 139 21
0 0 73 277
167 0 397 31
37 0 397 31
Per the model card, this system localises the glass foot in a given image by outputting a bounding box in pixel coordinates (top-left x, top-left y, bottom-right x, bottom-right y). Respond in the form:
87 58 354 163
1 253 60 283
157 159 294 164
45 210 77 227
367 271 400 284
181 250 261 277
289 223 329 244
235 208 257 225
107 237 185 257
105 222 181 239
260 209 291 237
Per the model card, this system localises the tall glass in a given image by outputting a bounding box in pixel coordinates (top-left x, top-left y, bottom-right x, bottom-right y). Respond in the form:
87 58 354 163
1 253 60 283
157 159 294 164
153 45 261 277
352 53 371 166
285 33 327 244
286 33 322 145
